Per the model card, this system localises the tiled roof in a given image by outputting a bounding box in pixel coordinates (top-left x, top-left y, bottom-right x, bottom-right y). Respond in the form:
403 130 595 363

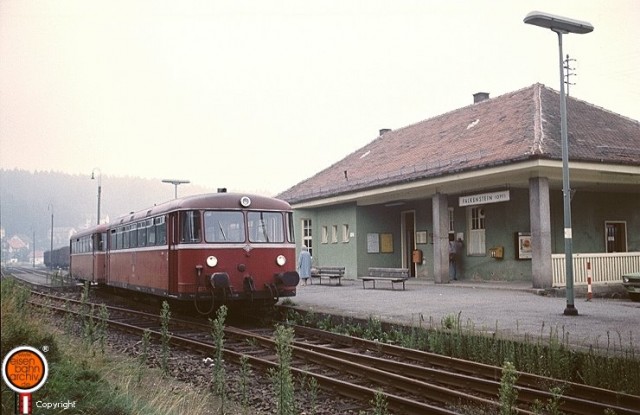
277 84 640 204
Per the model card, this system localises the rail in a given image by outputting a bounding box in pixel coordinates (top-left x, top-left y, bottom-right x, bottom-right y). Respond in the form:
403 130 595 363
551 252 640 287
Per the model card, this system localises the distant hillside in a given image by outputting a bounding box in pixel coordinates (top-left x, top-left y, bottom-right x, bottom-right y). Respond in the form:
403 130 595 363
0 169 212 249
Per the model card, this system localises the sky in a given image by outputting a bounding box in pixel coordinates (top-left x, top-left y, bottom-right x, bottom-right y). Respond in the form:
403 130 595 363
1 0 639 197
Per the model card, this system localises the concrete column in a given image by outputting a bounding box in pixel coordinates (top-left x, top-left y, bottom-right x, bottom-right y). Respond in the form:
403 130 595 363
432 192 450 284
529 177 553 288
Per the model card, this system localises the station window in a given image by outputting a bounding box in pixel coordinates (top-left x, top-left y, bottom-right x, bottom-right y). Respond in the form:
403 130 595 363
321 226 328 244
342 224 349 243
331 225 338 243
448 207 455 239
302 218 313 256
467 206 486 255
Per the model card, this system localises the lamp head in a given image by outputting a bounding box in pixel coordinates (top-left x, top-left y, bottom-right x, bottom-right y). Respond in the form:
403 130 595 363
524 11 593 34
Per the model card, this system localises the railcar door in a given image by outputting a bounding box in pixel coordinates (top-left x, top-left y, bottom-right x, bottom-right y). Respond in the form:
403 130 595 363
168 212 179 294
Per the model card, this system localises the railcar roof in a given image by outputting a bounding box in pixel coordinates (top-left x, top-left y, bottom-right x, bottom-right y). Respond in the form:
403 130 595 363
70 223 109 239
113 193 292 224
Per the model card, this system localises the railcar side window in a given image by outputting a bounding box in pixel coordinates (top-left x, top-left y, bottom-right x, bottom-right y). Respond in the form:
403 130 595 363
146 219 155 246
286 212 295 243
204 211 245 243
180 210 202 243
248 212 284 243
129 224 138 248
138 221 147 247
121 226 128 249
156 216 167 245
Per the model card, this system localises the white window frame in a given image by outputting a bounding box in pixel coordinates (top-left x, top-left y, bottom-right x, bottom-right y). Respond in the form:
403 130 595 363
342 224 350 243
302 218 313 256
321 226 328 244
448 207 455 238
467 206 486 256
331 225 338 243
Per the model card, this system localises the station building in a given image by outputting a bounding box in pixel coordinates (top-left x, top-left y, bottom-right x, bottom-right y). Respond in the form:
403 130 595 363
278 84 640 288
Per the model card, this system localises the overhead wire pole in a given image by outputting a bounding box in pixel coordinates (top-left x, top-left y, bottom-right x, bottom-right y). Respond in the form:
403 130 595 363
162 179 190 199
564 54 577 96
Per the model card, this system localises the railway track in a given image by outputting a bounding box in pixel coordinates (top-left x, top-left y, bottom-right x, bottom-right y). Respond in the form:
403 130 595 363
26 290 640 415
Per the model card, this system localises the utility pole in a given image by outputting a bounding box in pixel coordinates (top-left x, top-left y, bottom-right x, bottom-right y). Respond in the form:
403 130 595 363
564 54 576 96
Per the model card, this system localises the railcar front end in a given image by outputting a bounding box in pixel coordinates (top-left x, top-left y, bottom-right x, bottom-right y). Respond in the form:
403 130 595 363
170 195 299 309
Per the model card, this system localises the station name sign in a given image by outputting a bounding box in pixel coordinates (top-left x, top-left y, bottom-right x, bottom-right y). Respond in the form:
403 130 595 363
459 190 510 207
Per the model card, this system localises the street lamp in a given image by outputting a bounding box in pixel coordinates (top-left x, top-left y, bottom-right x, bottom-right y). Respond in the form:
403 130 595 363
48 203 54 270
91 168 102 225
524 11 594 316
162 179 190 199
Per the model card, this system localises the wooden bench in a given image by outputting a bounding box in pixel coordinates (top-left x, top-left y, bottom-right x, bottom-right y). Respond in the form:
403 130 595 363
360 267 410 290
310 266 345 285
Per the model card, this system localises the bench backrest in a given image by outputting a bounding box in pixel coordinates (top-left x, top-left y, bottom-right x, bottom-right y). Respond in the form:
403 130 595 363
368 267 409 278
318 266 345 274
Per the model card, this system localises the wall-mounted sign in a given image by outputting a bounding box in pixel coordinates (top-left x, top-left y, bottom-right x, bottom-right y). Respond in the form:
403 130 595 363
459 190 510 207
380 233 394 253
367 233 379 253
516 232 532 260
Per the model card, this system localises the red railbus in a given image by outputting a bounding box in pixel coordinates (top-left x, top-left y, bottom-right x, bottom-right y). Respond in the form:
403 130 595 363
69 224 108 283
70 193 299 311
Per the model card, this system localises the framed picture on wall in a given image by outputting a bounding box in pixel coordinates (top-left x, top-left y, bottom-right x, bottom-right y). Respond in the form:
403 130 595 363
516 232 532 259
416 231 427 244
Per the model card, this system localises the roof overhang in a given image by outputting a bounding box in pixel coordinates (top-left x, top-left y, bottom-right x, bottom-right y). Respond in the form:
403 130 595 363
290 160 640 209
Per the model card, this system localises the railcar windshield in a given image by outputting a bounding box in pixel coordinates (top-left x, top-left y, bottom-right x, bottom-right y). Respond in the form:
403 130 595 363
204 211 245 243
248 211 284 243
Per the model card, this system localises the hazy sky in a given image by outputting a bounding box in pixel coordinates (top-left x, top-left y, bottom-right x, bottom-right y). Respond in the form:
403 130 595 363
1 0 638 196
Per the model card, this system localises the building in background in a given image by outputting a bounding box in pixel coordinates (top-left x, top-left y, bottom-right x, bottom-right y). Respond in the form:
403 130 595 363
278 84 640 288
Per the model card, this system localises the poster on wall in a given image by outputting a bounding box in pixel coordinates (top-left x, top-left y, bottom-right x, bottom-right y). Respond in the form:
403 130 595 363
367 233 379 253
380 233 394 253
516 232 532 259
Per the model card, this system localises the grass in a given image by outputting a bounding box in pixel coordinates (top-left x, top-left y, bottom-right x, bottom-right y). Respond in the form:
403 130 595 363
283 308 640 397
0 278 250 415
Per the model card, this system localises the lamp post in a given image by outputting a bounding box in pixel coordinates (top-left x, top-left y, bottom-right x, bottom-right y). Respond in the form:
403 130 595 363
524 11 593 316
162 179 190 199
48 204 54 270
91 168 102 225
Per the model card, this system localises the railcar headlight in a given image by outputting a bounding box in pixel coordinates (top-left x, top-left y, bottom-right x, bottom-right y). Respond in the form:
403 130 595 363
623 277 629 283
206 256 218 268
276 255 286 266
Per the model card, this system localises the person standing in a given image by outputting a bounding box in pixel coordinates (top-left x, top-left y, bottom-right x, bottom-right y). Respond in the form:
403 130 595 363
448 239 457 280
298 245 312 286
